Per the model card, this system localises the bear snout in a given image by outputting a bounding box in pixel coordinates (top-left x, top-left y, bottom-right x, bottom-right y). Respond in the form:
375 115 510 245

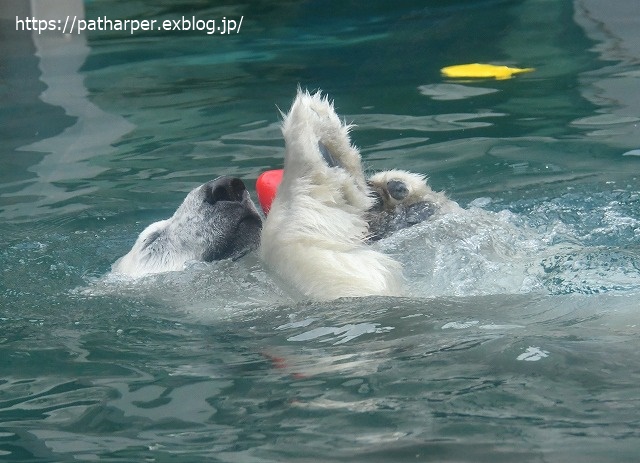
387 180 409 201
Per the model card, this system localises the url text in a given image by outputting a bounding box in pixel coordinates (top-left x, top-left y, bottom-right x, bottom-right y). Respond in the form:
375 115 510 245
15 15 244 35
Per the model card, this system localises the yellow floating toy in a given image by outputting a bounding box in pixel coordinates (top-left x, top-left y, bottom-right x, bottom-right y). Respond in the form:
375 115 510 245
441 63 534 80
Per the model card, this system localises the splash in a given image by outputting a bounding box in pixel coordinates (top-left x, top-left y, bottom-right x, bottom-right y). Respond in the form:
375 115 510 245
378 189 640 297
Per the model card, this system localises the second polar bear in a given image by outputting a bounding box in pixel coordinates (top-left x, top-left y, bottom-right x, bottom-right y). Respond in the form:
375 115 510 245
260 90 403 299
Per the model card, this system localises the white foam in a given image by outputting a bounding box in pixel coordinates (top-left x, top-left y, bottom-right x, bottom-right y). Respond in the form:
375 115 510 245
517 346 550 361
287 323 393 345
442 320 480 330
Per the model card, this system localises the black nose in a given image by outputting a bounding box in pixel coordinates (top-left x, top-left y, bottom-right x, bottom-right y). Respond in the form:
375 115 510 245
387 180 409 201
204 177 247 205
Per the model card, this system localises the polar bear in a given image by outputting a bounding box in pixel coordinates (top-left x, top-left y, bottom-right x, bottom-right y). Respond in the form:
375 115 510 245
112 176 262 277
259 90 403 300
367 169 460 240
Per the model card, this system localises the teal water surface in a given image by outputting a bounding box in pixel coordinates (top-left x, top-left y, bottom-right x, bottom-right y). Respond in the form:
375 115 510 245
1 0 639 461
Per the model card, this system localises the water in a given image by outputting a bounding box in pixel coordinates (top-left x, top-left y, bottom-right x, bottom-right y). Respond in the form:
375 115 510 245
1 0 639 461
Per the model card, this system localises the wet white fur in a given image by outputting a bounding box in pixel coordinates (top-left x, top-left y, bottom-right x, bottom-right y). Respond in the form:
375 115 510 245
112 219 180 277
260 90 403 300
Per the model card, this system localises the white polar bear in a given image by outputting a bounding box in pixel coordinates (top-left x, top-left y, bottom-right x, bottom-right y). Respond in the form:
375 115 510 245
112 176 262 277
260 90 404 300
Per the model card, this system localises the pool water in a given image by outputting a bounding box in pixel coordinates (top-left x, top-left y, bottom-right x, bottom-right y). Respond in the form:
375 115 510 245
1 0 639 461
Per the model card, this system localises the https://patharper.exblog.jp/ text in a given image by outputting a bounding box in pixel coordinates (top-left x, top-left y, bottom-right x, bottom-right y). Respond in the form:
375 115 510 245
15 15 244 35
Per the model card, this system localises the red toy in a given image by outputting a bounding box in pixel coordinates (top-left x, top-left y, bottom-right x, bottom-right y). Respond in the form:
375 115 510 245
255 169 283 214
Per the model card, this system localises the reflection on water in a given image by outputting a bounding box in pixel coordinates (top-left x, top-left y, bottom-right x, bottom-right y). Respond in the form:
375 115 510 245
418 83 500 101
1 0 134 220
575 0 640 149
351 111 507 132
